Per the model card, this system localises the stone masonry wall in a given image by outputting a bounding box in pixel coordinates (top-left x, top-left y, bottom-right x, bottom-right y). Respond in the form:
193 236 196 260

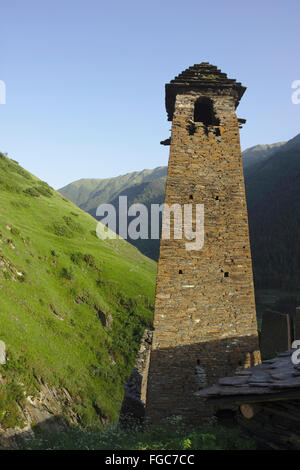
146 88 261 423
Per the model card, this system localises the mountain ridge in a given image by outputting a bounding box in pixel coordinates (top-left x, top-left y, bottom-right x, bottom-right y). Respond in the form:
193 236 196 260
59 133 300 292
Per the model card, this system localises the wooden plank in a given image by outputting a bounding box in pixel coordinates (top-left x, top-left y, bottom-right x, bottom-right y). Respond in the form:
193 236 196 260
204 390 300 405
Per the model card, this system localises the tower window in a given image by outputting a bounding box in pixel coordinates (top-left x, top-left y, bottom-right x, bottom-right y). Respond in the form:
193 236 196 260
224 272 229 278
189 194 193 200
179 270 183 274
194 97 220 126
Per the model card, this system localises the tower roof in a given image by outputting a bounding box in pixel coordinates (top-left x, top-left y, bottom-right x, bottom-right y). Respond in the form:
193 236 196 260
165 63 246 121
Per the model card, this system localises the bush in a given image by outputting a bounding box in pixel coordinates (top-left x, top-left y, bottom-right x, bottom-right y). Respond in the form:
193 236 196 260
0 382 25 429
11 227 20 236
83 254 95 267
36 182 53 197
60 267 74 280
23 187 40 197
63 216 84 234
50 249 59 257
70 252 84 264
23 183 53 198
48 222 73 238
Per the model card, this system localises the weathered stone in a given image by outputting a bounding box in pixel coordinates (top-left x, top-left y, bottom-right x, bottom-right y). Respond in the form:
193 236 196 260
260 310 291 358
119 330 153 425
0 340 6 365
146 63 260 424
294 307 300 342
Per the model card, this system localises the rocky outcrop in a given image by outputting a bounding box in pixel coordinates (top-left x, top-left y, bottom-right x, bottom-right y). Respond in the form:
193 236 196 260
0 341 6 365
119 330 153 425
0 381 78 449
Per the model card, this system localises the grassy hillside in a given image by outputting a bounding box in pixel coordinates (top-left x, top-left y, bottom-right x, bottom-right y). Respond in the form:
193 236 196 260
0 153 156 429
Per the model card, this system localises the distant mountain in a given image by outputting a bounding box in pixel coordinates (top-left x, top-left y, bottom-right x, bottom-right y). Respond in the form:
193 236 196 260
0 153 156 431
246 133 300 290
61 167 167 213
60 167 168 260
59 134 300 291
59 144 285 218
243 141 286 177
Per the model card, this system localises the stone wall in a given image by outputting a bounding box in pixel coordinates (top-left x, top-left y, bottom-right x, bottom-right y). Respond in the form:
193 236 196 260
260 310 291 357
146 76 260 423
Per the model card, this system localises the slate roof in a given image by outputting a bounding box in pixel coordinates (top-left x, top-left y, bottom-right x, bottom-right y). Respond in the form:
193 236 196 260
196 350 300 404
165 62 246 120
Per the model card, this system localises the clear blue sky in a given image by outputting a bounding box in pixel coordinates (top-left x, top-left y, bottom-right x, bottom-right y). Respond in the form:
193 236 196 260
0 0 299 188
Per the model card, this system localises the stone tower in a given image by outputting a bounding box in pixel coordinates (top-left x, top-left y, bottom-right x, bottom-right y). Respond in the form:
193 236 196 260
146 63 261 423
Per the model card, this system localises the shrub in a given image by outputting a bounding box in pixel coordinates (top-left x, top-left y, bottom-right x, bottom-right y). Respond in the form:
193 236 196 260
50 249 59 257
11 227 20 236
36 184 53 198
60 267 74 280
0 382 25 429
83 254 95 267
63 216 84 235
70 252 84 264
48 222 73 238
23 187 40 197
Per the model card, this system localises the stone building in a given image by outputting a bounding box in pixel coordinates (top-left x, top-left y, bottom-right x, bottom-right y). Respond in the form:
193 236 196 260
146 63 261 423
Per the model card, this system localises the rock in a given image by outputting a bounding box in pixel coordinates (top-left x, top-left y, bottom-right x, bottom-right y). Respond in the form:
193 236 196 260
0 340 6 364
119 330 153 426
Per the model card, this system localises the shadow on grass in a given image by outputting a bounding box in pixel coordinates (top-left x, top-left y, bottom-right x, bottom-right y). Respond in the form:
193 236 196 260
3 415 255 450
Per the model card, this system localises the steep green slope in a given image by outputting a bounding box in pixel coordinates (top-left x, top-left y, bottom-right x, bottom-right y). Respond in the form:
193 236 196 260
0 153 156 429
